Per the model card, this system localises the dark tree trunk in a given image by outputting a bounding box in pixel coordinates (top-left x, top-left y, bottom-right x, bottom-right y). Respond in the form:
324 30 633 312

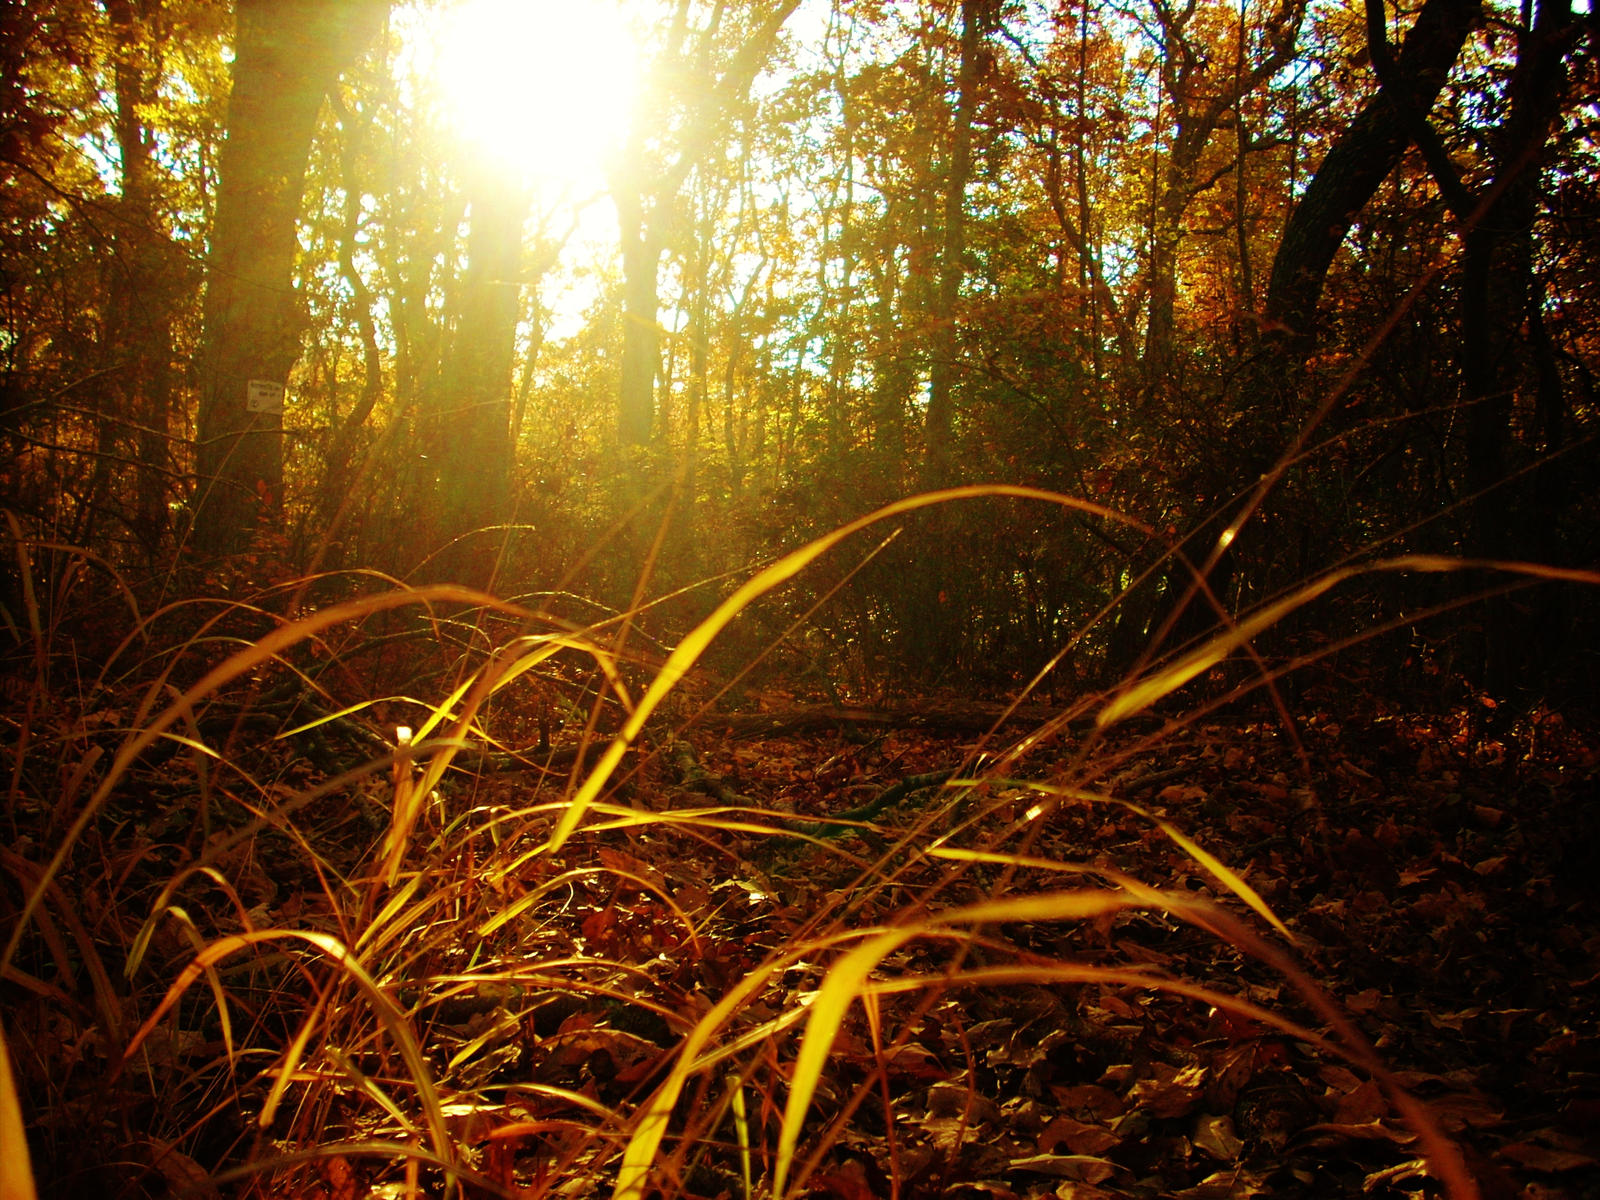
1262 0 1480 343
608 0 801 448
1458 0 1576 693
1141 134 1201 379
923 0 984 485
1462 0 1573 515
616 195 665 446
190 0 386 559
428 175 527 587
104 0 190 559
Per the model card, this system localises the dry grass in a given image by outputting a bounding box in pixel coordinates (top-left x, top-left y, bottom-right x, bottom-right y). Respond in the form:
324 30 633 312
2 492 1593 1200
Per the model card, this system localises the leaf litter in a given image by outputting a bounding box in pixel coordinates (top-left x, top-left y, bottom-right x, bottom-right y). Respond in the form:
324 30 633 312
4 659 1597 1200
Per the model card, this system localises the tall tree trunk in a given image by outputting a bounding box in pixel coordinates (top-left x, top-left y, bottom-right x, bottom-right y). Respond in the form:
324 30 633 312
1232 0 1256 312
869 224 912 480
1141 137 1193 380
1074 0 1106 383
616 188 665 446
429 174 527 587
609 0 801 447
1140 0 1307 382
923 0 983 486
1235 0 1477 639
1462 0 1572 512
1459 0 1575 693
309 86 385 569
104 0 188 559
686 209 712 509
190 0 386 559
1262 0 1480 343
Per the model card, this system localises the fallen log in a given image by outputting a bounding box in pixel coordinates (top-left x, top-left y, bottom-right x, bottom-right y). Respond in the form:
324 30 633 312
697 701 1081 739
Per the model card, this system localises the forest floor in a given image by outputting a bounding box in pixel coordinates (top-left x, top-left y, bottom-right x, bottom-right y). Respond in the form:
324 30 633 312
551 697 1600 1200
691 703 1600 1200
4 655 1599 1200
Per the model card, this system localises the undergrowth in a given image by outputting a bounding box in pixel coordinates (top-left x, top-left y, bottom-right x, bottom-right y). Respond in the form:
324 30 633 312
1 490 1595 1200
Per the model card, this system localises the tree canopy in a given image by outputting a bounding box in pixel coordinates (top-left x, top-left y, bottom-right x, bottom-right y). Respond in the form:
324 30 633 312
1 0 1595 689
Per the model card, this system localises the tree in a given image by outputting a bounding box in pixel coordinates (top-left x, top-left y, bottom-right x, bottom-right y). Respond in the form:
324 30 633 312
1138 0 1307 382
101 0 196 557
424 166 566 587
610 0 801 447
190 0 387 558
1456 0 1582 691
923 0 991 485
0 0 1595 693
1262 0 1481 345
426 170 525 584
1460 0 1577 519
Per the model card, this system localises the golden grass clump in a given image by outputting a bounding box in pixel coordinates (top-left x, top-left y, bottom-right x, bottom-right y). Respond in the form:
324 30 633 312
4 491 1594 1200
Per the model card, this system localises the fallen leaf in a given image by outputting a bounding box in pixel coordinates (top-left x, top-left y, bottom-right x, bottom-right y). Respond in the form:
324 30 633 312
1049 1084 1124 1120
1127 1062 1206 1118
1009 1154 1118 1183
1498 1141 1599 1173
1037 1115 1119 1156
1192 1113 1244 1162
1333 1079 1388 1123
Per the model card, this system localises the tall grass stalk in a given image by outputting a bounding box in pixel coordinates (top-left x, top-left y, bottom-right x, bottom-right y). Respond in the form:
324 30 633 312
4 493 1590 1200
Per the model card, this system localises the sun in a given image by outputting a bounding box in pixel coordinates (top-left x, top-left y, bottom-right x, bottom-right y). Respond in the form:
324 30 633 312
429 0 640 189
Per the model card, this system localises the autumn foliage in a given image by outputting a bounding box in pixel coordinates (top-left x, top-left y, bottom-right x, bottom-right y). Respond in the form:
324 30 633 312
1 0 1597 1197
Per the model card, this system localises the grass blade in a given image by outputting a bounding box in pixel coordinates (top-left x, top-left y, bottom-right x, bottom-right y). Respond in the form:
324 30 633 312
0 1016 38 1200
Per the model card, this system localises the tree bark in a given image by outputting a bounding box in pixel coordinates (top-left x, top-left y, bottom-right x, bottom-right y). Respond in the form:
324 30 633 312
1459 0 1575 693
309 86 385 568
1262 0 1480 342
923 0 984 485
190 0 386 559
104 0 190 558
428 173 527 587
616 192 666 446
1462 0 1573 512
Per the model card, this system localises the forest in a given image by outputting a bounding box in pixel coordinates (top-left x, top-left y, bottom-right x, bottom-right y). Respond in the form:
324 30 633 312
0 0 1597 1197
